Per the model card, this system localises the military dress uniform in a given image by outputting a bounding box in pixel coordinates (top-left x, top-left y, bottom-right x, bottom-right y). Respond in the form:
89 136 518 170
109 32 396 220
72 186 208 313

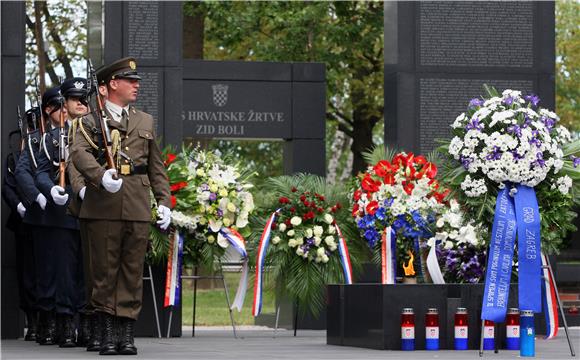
2 119 38 341
14 106 56 345
59 76 94 349
70 57 170 356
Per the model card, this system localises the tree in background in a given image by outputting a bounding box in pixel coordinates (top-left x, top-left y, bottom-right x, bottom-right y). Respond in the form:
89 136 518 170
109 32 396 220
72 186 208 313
184 2 384 178
555 0 579 132
25 0 86 103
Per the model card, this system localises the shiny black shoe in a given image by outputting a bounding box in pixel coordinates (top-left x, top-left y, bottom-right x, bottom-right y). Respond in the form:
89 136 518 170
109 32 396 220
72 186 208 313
24 311 38 341
77 313 91 347
86 314 101 352
99 313 118 355
117 317 137 355
58 314 76 348
38 311 57 345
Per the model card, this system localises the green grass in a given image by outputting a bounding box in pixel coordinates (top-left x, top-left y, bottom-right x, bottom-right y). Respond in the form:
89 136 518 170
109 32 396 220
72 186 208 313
180 271 276 326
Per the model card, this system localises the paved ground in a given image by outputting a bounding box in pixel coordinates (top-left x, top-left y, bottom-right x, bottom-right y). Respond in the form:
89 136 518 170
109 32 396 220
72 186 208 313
1 327 578 359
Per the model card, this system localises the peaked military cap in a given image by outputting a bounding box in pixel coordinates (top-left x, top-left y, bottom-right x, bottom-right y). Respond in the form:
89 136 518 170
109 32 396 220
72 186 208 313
42 86 63 110
98 57 141 84
61 77 88 99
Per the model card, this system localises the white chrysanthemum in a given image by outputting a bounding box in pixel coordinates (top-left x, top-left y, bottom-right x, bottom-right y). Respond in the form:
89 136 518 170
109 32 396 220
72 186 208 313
556 175 572 195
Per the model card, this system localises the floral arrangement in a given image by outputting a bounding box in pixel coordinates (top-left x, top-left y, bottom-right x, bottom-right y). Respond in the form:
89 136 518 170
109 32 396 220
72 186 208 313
440 86 580 253
150 146 255 268
352 147 449 281
425 199 487 283
248 174 365 316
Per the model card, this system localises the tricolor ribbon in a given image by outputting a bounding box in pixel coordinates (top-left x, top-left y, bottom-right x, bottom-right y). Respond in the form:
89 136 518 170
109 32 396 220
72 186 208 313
541 252 558 339
426 244 445 284
481 185 542 323
163 230 183 307
381 226 396 284
218 227 249 312
334 223 353 284
252 210 280 317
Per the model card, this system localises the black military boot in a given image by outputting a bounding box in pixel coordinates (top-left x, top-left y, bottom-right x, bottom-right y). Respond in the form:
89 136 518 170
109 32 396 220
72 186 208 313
117 317 137 355
86 313 102 352
77 313 91 347
35 312 44 344
39 311 56 345
99 313 118 355
59 314 76 348
24 311 38 341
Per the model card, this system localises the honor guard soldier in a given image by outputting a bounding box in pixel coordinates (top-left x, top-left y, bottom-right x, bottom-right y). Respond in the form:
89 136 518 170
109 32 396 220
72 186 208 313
71 57 171 356
2 107 39 341
60 76 93 348
14 104 52 344
33 85 85 348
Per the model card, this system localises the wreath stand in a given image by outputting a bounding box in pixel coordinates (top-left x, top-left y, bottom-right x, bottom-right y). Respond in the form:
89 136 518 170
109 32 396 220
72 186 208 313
478 254 576 357
143 263 162 338
165 259 238 338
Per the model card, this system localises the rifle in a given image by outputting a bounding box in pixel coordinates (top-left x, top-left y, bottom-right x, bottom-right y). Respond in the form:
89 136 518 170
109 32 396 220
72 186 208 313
58 94 66 188
87 59 116 173
34 79 46 135
16 106 25 150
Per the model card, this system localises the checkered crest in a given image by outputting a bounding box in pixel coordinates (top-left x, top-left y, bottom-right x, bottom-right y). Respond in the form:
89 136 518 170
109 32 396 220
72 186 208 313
212 84 228 107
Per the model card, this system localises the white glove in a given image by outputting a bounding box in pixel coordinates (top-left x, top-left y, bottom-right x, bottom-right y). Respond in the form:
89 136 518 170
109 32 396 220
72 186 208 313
36 193 47 210
156 205 171 230
16 202 26 218
50 185 69 206
101 169 123 193
79 186 86 200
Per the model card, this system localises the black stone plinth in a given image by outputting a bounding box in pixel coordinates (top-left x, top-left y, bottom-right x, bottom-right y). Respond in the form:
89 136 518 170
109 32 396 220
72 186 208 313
326 283 550 350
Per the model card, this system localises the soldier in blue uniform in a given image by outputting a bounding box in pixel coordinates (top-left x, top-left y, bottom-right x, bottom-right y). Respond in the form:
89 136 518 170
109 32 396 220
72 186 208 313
33 85 86 348
2 108 39 341
59 76 93 349
14 106 51 344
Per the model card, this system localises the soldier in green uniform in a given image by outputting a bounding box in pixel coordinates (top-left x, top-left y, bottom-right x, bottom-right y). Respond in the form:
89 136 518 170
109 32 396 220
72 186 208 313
70 57 171 356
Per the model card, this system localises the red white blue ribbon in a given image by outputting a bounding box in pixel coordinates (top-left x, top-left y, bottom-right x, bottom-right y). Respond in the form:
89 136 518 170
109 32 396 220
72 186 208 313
252 210 280 317
219 227 249 312
334 223 353 284
541 252 558 339
381 226 396 284
163 230 183 307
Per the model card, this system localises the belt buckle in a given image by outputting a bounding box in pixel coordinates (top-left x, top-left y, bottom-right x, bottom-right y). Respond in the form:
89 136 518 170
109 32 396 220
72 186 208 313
120 164 131 175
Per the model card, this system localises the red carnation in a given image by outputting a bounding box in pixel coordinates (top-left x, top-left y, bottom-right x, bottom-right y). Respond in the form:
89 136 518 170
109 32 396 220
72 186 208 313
317 207 324 213
170 181 188 193
303 211 315 220
304 200 310 207
279 196 290 204
290 207 296 213
291 187 298 192
300 195 306 202
170 195 177 209
335 202 342 209
164 153 177 167
285 219 292 226
271 222 277 230
366 200 379 215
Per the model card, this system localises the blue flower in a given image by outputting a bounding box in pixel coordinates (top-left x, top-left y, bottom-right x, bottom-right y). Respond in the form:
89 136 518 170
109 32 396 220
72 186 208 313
524 94 540 107
468 98 484 108
375 207 387 221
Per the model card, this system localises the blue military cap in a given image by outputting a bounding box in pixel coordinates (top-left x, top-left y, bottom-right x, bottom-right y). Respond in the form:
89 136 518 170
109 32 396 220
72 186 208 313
41 86 63 111
61 77 88 99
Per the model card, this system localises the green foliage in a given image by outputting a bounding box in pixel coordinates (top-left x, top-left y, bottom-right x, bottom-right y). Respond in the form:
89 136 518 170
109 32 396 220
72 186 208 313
556 1 580 132
246 174 368 317
184 1 384 176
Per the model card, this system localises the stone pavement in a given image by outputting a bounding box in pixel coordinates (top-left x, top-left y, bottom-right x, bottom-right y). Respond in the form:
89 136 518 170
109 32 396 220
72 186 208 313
1 327 578 359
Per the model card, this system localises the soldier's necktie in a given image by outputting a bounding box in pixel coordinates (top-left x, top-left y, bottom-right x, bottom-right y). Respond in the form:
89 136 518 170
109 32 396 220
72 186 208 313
121 109 129 129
